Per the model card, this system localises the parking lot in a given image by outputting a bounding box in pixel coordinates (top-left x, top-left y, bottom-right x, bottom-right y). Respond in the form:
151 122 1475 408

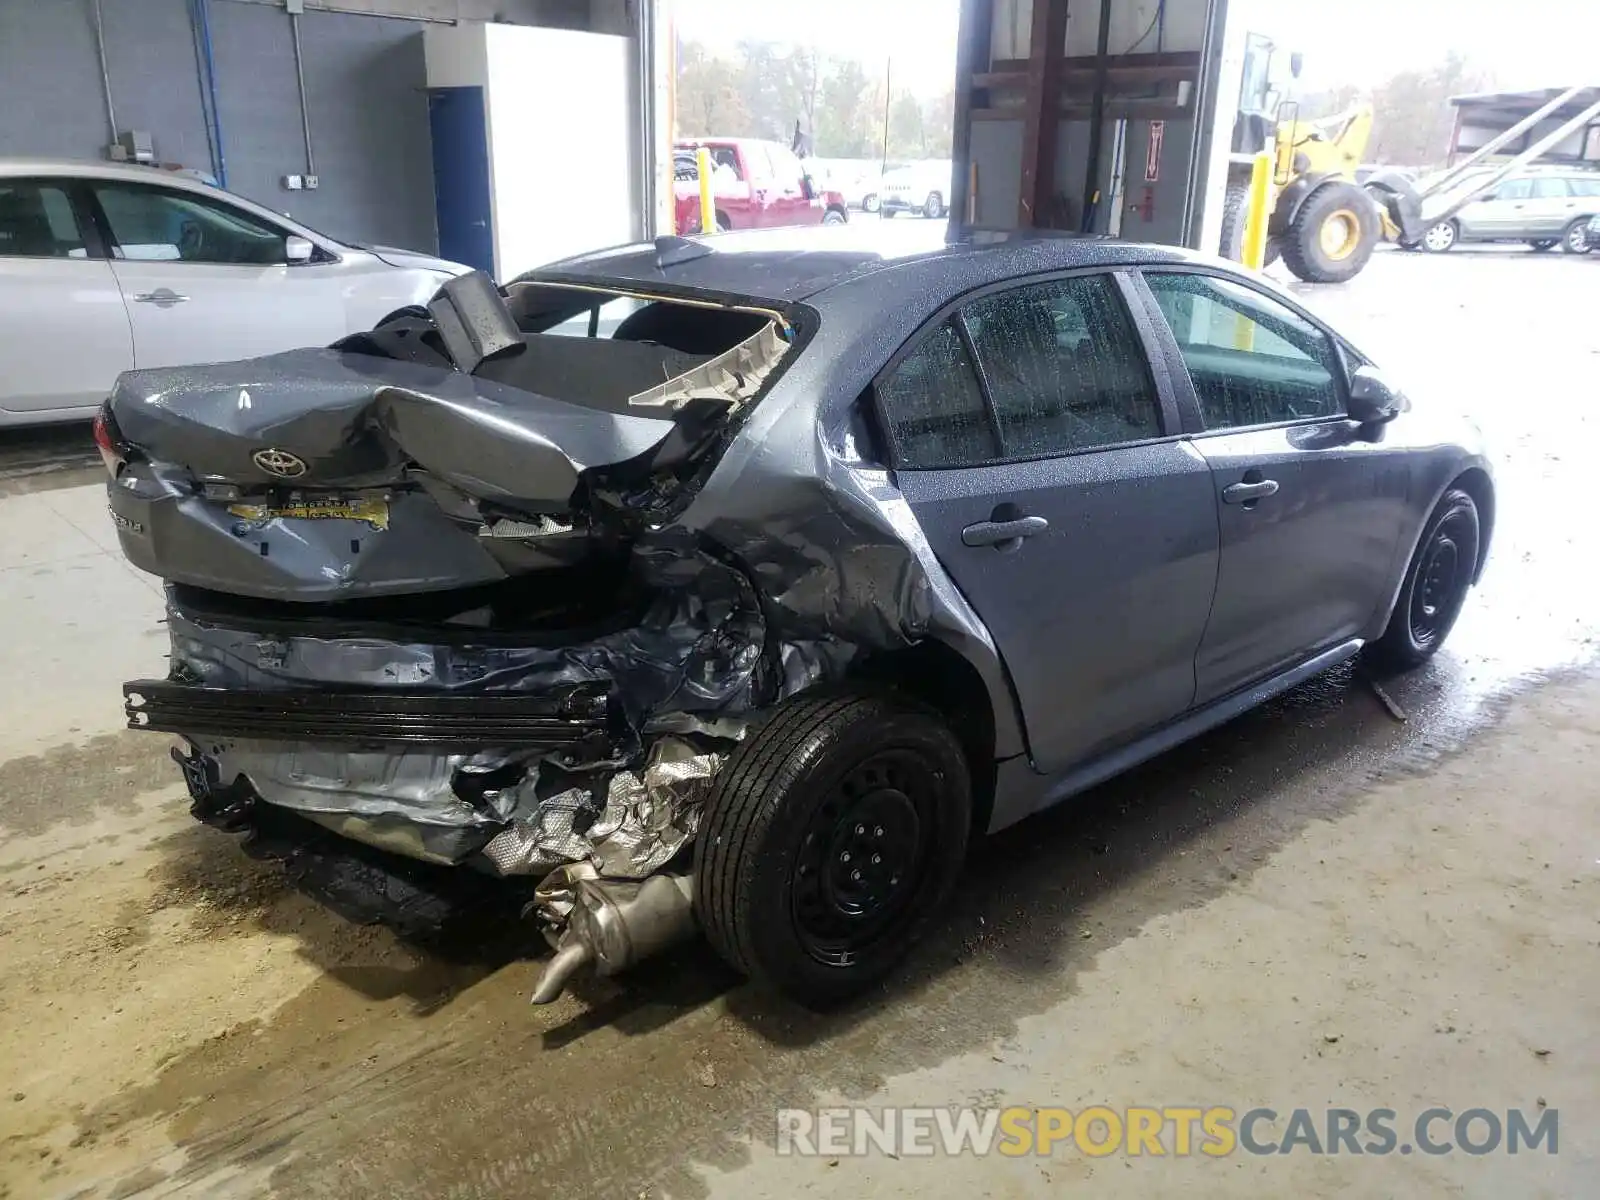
1 245 1598 1198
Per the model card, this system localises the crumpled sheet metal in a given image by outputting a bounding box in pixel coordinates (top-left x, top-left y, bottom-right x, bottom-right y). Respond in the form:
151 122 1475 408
481 737 724 880
591 738 722 878
166 539 768 733
479 785 598 876
209 739 541 864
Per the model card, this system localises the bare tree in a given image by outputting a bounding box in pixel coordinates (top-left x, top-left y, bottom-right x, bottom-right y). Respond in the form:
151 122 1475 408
1365 53 1496 167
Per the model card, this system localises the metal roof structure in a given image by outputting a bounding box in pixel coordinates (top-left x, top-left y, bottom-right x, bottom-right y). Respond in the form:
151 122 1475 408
1448 86 1600 165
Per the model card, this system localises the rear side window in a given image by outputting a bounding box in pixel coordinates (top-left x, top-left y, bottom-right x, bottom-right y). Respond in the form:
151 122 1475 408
1567 177 1600 197
962 275 1160 457
876 319 999 468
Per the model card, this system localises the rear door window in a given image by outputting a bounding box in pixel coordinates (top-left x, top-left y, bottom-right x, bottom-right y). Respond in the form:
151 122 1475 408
961 275 1162 457
875 273 1166 468
1531 178 1570 199
0 180 88 258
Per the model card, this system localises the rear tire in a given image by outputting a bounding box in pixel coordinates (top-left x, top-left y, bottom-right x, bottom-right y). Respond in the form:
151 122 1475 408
1561 218 1592 254
823 206 848 225
695 692 972 1008
863 193 880 214
1369 488 1480 670
923 191 945 220
1280 181 1380 283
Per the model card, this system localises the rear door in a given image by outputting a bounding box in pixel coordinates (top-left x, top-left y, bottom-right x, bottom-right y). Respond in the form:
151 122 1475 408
1523 177 1575 236
765 144 821 227
1461 176 1531 238
88 179 344 370
0 177 133 416
876 271 1219 775
1140 269 1411 703
734 144 786 228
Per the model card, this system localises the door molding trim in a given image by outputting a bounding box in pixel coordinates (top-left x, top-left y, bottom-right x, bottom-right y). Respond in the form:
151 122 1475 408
987 637 1363 832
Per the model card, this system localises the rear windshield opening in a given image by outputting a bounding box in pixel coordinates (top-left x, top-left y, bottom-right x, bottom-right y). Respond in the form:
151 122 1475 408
339 282 791 418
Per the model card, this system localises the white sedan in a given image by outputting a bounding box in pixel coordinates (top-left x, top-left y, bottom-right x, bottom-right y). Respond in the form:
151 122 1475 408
0 159 469 428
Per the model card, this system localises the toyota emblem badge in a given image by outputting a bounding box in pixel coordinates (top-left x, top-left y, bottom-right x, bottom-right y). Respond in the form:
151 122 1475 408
252 448 308 479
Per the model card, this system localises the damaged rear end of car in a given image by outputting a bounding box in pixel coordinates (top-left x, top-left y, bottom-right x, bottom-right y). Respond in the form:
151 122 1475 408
107 269 799 1000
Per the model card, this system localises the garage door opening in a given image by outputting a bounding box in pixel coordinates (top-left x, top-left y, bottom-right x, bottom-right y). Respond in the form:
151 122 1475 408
666 0 961 236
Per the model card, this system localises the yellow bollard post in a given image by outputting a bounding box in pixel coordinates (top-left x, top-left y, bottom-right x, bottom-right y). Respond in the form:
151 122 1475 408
696 147 716 236
1235 149 1273 350
1241 149 1272 270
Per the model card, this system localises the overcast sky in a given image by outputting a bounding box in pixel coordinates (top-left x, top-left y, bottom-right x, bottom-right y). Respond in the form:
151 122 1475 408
1269 0 1600 90
672 0 1600 95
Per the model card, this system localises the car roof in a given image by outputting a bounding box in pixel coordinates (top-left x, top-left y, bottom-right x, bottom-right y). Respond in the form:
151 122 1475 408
531 226 1205 306
0 157 341 248
0 157 221 187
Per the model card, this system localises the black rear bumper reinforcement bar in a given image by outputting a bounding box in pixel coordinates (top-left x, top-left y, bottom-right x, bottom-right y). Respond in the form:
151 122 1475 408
123 679 613 751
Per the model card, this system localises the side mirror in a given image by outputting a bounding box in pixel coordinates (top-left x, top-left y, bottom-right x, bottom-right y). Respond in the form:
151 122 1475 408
285 234 314 263
1347 365 1408 425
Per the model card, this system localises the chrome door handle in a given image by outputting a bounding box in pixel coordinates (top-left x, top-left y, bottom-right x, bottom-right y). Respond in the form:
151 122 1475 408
962 515 1049 548
1222 479 1280 504
133 289 189 307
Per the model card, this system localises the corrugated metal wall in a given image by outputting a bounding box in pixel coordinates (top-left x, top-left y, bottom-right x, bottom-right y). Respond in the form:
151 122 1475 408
208 3 436 250
0 1 213 171
0 0 601 252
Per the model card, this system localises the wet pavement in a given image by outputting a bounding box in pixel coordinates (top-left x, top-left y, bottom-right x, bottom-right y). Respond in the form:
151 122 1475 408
1 246 1598 1198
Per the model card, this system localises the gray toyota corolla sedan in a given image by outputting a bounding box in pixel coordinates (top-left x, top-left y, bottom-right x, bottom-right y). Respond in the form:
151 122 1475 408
100 228 1493 1008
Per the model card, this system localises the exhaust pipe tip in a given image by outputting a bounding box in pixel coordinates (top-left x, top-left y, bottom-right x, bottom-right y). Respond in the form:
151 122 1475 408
530 938 593 1005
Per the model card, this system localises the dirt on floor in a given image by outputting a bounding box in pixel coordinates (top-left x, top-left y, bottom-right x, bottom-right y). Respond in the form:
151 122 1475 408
1 668 1597 1199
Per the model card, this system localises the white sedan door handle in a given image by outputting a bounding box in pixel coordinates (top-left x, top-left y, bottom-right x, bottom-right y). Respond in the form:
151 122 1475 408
133 289 190 307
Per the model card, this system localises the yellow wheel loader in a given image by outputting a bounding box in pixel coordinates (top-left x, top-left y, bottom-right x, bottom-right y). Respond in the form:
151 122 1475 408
1218 39 1600 285
1218 34 1381 284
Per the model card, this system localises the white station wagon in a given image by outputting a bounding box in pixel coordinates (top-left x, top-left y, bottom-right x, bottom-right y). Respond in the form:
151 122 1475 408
0 159 468 428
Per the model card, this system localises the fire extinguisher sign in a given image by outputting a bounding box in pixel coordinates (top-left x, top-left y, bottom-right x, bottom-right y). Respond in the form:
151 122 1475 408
1145 120 1165 183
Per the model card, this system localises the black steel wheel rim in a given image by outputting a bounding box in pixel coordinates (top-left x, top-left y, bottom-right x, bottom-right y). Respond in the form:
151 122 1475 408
1409 515 1470 648
791 748 940 967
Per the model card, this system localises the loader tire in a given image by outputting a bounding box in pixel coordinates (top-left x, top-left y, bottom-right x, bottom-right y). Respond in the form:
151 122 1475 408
1281 181 1380 284
1219 180 1250 263
694 691 971 1008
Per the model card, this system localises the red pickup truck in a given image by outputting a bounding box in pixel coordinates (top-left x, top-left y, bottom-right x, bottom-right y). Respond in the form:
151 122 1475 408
674 137 850 234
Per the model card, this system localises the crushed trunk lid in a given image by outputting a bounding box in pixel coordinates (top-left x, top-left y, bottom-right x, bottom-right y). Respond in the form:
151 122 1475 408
105 271 781 600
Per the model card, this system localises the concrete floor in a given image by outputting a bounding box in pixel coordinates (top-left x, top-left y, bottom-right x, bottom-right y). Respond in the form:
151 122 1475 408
1 246 1597 1198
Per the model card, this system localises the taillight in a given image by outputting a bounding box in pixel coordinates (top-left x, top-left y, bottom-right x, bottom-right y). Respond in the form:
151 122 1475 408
92 405 125 478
